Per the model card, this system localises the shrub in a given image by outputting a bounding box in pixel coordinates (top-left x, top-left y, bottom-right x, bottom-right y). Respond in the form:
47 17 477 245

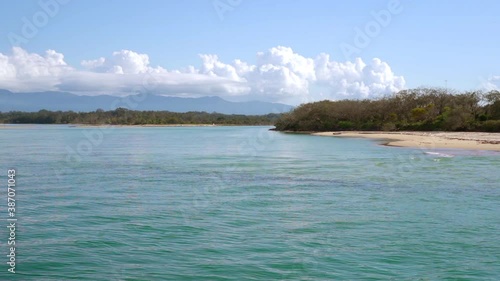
479 120 500 132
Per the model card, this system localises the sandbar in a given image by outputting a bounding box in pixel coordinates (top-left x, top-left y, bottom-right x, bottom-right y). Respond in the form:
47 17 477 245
312 131 500 151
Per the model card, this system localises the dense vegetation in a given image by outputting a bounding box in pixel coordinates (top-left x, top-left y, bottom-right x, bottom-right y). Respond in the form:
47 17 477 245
3 88 500 131
0 108 280 126
275 88 500 132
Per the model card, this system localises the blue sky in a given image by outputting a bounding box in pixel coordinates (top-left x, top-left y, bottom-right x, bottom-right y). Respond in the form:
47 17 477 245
0 0 499 104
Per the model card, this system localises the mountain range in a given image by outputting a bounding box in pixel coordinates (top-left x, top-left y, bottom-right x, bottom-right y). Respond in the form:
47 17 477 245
0 90 293 115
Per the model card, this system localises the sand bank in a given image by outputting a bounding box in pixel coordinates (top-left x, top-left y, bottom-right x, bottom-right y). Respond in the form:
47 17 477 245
75 124 218 128
312 131 500 151
0 124 220 129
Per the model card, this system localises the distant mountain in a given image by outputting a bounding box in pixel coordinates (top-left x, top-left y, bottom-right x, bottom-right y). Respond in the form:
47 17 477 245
0 90 293 115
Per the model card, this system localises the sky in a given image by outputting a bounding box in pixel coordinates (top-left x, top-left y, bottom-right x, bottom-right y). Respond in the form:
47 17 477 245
0 0 499 105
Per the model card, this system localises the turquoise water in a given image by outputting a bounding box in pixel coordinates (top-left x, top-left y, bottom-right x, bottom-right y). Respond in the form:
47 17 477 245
1 125 499 280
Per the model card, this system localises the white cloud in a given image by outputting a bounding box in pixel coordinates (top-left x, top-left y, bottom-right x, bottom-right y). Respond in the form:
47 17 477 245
482 76 500 91
0 47 72 92
81 50 163 74
0 46 407 104
256 46 316 81
57 71 248 97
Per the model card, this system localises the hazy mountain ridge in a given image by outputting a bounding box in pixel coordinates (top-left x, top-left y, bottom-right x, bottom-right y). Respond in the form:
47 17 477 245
0 90 293 115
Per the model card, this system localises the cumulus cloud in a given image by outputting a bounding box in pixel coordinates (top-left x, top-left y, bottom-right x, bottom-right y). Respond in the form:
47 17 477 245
81 50 164 74
0 47 72 92
0 46 406 104
482 76 500 91
193 46 404 103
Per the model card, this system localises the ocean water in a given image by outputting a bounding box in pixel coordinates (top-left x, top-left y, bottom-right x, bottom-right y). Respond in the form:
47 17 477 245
1 125 499 280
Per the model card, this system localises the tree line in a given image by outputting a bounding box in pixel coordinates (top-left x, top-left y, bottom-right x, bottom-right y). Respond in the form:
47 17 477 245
0 108 281 126
3 88 500 132
274 88 500 132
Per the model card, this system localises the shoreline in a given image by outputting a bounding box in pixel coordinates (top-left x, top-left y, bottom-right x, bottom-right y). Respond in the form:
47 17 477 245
0 124 273 128
312 131 500 151
75 124 218 128
2 123 499 151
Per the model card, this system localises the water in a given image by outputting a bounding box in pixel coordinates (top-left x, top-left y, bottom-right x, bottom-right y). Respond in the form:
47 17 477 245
0 125 499 280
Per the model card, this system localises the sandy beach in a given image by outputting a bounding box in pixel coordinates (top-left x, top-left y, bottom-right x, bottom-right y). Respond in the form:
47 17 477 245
313 131 500 151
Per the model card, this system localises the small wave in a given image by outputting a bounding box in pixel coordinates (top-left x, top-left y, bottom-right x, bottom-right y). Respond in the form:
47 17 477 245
424 151 454 158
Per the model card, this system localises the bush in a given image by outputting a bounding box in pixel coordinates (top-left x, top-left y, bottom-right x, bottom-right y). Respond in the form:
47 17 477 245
338 121 354 130
479 120 500 132
382 122 396 131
